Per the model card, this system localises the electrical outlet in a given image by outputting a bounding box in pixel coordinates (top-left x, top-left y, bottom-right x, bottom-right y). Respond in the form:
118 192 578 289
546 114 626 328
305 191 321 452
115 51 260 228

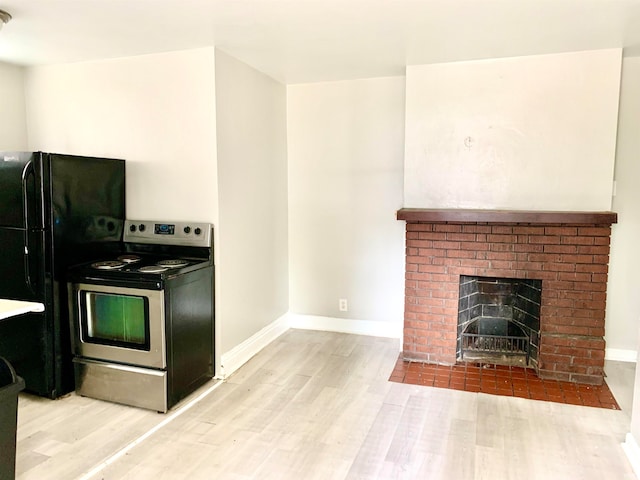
339 298 348 312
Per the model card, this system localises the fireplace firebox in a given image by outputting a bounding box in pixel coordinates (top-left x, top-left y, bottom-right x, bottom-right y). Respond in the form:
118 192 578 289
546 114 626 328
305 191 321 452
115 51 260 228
457 275 541 367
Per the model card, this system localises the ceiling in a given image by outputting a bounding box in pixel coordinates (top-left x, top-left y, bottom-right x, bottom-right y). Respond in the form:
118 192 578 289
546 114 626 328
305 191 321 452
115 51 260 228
0 0 640 84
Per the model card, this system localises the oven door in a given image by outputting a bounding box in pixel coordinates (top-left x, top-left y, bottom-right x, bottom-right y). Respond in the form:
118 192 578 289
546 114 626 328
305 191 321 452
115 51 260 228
71 283 166 369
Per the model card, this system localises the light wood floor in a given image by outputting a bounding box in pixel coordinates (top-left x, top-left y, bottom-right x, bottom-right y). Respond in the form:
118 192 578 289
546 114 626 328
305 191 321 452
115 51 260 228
15 329 637 479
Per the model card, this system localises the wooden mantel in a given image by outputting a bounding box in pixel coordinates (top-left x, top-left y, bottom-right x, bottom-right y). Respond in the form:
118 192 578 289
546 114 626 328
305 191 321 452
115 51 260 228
396 208 618 225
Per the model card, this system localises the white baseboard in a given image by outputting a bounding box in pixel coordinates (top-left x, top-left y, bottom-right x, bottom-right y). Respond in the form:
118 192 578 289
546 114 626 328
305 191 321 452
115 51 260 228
288 313 402 339
219 313 289 379
606 348 638 363
623 433 640 478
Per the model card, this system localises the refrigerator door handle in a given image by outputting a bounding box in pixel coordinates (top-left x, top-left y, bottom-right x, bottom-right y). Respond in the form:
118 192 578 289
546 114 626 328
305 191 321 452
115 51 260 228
21 161 36 294
21 160 34 230
23 239 35 294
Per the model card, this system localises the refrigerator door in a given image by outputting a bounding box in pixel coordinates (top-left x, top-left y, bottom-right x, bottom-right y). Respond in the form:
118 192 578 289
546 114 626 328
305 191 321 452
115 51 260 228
0 152 44 230
0 228 46 302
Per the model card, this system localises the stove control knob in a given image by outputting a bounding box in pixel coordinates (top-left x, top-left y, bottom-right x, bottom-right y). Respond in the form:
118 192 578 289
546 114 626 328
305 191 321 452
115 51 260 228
129 224 137 232
194 227 202 235
139 224 146 232
184 226 191 234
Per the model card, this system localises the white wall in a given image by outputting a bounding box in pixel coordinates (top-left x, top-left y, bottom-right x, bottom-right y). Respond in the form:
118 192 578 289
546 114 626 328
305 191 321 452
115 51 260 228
606 56 640 359
404 49 622 210
287 77 405 335
0 62 27 150
23 48 222 367
215 50 289 354
23 48 219 224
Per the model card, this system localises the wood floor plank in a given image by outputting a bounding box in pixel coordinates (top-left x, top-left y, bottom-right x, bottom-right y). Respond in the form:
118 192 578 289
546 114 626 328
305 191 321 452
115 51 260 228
14 329 638 480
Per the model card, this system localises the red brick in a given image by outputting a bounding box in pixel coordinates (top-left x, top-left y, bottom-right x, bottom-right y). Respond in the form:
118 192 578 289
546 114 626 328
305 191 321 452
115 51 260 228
416 264 446 274
418 232 447 241
416 280 445 290
544 244 578 254
545 226 578 236
574 337 606 349
529 235 562 245
428 338 458 348
416 249 446 258
561 236 595 246
541 353 572 364
594 236 611 246
462 225 492 233
416 297 446 308
560 254 594 264
490 243 514 252
491 225 514 234
406 239 434 249
575 281 607 292
433 241 461 250
447 250 477 259
434 224 463 233
448 265 476 276
406 255 431 265
513 261 543 271
544 280 576 290
487 234 517 243
593 255 610 265
543 262 575 273
529 253 562 263
591 274 608 283
543 324 592 335
558 272 592 282
460 241 490 251
446 233 476 241
489 260 513 270
577 245 610 255
431 290 458 300
512 226 545 235
545 298 575 308
485 251 515 261
522 270 557 280
407 223 433 232
578 227 611 237
514 243 544 253
476 268 520 278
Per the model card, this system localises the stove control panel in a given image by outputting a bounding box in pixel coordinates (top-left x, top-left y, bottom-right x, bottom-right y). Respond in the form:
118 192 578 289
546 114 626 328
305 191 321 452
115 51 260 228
124 220 212 247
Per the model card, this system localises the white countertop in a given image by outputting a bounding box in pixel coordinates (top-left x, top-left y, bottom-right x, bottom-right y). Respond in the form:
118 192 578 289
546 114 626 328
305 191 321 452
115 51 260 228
0 299 45 320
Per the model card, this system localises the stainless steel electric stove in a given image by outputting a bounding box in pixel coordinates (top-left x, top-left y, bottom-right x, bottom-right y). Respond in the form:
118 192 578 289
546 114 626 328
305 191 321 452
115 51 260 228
67 219 214 412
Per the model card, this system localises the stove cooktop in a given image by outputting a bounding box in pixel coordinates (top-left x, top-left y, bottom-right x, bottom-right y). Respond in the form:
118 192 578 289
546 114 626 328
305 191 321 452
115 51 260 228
68 253 211 284
91 254 192 273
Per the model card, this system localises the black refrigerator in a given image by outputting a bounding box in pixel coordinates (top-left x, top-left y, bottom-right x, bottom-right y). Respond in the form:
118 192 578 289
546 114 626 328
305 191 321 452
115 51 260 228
0 152 125 398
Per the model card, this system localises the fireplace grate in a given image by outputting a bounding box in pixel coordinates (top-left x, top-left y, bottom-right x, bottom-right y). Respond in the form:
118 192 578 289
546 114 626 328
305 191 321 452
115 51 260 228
460 333 530 363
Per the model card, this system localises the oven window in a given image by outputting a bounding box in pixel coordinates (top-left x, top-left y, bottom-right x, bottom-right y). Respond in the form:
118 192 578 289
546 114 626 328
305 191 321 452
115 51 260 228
81 292 150 350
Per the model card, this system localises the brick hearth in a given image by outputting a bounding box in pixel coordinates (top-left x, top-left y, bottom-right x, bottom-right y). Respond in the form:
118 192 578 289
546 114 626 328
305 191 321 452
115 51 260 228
397 208 617 385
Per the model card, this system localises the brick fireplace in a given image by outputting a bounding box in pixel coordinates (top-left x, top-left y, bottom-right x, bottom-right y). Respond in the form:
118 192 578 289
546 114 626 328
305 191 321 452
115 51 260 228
397 208 617 385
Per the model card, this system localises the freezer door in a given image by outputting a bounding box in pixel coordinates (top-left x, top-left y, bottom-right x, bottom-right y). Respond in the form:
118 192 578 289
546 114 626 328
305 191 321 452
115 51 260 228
0 152 44 230
0 228 46 302
48 153 125 269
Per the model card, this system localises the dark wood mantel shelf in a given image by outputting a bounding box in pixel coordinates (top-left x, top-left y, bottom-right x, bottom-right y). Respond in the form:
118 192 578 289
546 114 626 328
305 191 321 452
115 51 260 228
396 208 617 225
